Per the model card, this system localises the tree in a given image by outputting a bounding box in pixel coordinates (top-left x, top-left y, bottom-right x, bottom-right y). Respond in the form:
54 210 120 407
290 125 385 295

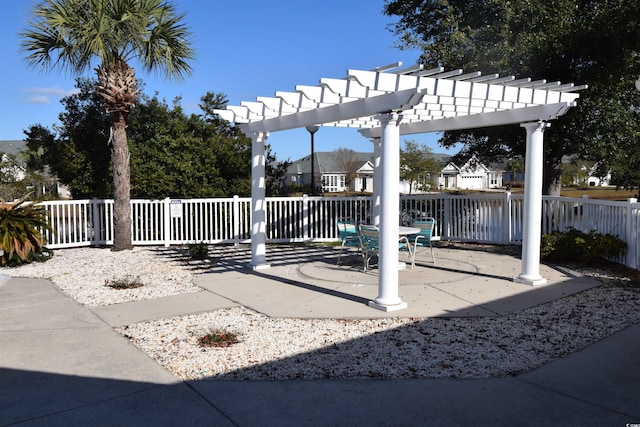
21 0 195 250
506 156 524 183
333 148 360 191
384 0 640 195
24 82 255 199
128 92 253 198
22 125 65 199
265 145 291 196
23 79 112 199
0 154 27 201
400 140 441 193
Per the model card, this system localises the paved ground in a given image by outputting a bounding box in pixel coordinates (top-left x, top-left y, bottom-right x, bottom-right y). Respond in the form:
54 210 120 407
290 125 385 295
1 246 639 426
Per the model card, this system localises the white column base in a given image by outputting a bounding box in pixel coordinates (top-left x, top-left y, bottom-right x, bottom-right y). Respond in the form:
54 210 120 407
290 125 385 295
247 263 271 271
368 300 408 312
513 275 547 286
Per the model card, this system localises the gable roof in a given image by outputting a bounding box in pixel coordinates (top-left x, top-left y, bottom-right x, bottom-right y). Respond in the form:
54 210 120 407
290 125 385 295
0 140 27 157
287 151 374 175
459 155 490 173
288 151 453 175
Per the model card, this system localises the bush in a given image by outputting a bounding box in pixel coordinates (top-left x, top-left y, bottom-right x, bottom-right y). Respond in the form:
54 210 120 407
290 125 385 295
0 195 52 266
541 228 627 263
188 242 209 260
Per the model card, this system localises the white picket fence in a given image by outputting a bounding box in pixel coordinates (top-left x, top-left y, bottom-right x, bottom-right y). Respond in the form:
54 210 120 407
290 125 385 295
39 193 639 270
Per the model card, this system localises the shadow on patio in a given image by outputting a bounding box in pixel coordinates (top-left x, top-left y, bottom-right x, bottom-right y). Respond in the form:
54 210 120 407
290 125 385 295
151 244 604 320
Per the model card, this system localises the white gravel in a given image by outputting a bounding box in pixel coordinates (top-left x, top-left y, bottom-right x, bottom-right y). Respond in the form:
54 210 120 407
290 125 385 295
4 247 200 307
5 246 639 380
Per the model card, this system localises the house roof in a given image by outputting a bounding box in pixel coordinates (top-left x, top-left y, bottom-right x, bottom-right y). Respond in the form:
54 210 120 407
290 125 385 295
287 151 452 175
287 151 375 175
0 140 27 157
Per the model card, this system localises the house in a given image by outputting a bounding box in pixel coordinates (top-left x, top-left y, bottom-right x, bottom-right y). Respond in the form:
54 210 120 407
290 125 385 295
561 156 613 187
286 151 375 193
1 153 27 182
584 162 612 187
0 140 70 199
287 150 511 193
438 155 503 190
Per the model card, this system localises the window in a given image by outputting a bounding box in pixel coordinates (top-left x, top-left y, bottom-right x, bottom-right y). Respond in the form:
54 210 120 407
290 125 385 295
321 174 346 192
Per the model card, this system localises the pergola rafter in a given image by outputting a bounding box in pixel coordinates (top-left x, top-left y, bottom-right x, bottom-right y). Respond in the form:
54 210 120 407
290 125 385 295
214 62 585 312
215 62 585 135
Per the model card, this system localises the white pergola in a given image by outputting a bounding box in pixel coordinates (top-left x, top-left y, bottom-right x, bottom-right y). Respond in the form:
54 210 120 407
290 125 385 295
214 62 585 312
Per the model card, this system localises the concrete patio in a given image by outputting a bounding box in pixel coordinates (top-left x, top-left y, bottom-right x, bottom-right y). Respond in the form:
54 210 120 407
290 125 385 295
187 243 600 320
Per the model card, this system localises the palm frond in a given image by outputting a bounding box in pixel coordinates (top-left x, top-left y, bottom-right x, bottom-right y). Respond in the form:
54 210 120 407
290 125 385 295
0 194 51 266
21 0 194 79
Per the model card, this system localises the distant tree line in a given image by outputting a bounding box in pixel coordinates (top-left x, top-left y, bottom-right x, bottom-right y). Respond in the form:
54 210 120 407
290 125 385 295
21 78 291 200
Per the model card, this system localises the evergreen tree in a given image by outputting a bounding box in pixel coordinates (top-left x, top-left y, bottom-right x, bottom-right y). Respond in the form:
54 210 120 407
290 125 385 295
384 0 640 193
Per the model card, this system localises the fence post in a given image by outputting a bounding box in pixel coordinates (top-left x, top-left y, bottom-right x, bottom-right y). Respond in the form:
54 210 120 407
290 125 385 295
233 195 240 246
442 193 450 240
503 191 512 244
163 197 171 247
90 198 100 247
627 198 638 269
580 194 590 232
302 194 309 240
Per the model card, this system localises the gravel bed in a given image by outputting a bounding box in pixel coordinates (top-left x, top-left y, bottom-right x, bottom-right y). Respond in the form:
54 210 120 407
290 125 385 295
118 283 639 380
5 246 639 380
3 247 200 307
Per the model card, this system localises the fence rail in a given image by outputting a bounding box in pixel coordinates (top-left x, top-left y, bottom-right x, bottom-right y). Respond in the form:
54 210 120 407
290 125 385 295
39 193 639 270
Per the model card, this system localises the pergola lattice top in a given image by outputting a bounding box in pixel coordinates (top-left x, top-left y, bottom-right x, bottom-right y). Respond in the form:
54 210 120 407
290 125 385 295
214 62 585 138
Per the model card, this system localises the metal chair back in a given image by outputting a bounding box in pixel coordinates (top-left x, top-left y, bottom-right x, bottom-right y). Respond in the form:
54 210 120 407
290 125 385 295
359 225 379 271
410 218 436 264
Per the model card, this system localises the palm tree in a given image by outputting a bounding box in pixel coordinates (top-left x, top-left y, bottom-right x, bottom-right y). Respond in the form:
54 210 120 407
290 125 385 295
21 0 194 250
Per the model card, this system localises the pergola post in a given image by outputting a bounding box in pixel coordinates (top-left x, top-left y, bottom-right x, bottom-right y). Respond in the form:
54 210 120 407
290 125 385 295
369 113 408 312
249 131 271 270
370 137 381 226
515 121 549 285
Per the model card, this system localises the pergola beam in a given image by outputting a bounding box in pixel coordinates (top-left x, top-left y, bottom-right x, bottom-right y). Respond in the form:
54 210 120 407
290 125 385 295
359 102 576 137
238 87 430 134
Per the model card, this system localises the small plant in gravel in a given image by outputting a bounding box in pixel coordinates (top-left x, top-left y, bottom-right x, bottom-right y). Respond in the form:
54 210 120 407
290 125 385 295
104 275 144 289
197 329 239 348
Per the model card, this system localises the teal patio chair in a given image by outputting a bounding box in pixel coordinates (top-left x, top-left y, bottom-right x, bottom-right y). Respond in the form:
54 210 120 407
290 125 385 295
358 225 379 271
359 225 415 271
336 220 361 265
409 218 436 264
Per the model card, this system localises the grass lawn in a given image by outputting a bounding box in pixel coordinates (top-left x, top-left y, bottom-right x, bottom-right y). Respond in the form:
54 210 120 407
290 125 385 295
560 187 639 201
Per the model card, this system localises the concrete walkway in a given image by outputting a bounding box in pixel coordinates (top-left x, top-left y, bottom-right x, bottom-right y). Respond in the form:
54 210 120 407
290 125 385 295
1 246 639 426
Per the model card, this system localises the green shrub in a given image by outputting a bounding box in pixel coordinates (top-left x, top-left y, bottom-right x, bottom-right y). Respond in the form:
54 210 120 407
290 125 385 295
541 228 627 263
0 195 52 266
188 242 209 260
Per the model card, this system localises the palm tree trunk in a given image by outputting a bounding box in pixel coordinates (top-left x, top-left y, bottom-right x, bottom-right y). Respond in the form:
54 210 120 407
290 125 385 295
110 111 133 251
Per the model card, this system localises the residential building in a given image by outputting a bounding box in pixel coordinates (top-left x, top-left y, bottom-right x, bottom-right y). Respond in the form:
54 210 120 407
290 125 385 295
438 155 503 190
0 139 70 199
286 151 375 193
287 151 516 193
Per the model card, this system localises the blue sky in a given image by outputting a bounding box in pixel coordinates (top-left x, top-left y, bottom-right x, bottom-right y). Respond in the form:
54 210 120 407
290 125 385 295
0 0 456 161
